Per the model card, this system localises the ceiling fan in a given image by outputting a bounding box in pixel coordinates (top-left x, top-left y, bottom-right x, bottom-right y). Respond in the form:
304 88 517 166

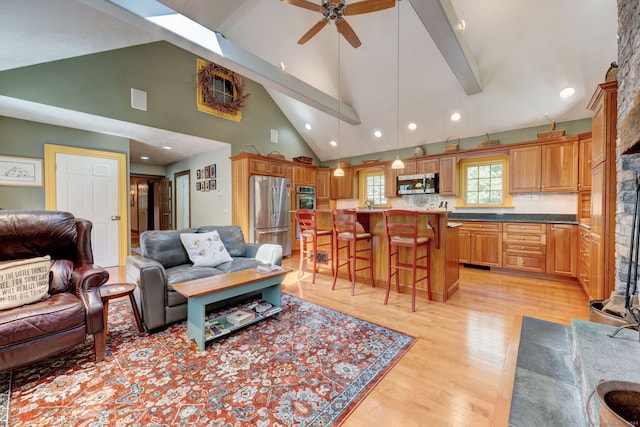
282 0 396 48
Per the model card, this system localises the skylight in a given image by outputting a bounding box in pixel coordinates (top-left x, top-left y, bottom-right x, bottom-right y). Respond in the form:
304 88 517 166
110 0 222 56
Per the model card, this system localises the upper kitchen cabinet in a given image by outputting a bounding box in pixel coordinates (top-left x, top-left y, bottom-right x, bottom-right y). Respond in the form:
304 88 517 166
316 168 331 199
509 145 541 193
330 168 354 199
509 139 578 193
248 156 285 177
578 133 593 191
417 158 439 174
438 156 458 196
384 162 399 198
540 140 579 192
293 165 316 187
589 81 618 167
397 158 439 175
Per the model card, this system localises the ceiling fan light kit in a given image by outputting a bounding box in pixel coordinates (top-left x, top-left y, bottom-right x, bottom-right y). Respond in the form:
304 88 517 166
283 0 396 48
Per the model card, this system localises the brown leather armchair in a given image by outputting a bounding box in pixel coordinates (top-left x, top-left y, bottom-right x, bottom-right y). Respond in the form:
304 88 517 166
0 210 109 370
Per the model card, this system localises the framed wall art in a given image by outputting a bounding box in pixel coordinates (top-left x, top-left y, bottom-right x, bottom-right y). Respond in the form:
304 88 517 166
0 156 43 187
210 179 216 191
209 164 216 179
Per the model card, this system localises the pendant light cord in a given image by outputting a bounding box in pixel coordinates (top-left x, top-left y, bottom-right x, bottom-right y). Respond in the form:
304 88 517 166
391 0 405 169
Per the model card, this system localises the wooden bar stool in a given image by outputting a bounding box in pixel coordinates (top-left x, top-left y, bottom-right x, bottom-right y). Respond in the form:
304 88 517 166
383 210 431 312
331 209 375 295
296 209 334 284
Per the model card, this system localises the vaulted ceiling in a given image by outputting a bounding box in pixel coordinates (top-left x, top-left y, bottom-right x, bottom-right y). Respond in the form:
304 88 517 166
0 0 618 165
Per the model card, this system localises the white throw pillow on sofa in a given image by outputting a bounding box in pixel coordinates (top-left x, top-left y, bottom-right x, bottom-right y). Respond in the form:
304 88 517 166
0 255 51 310
180 231 233 267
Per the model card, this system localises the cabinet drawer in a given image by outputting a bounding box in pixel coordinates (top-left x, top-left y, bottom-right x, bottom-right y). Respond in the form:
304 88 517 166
504 242 545 256
459 222 502 232
503 253 546 272
503 232 546 245
503 223 546 233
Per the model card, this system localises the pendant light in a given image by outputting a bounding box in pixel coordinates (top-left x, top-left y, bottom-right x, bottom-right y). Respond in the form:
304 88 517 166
334 31 345 177
391 0 405 170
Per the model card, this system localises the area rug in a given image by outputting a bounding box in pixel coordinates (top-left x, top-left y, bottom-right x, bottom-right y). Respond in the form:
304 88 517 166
5 294 415 426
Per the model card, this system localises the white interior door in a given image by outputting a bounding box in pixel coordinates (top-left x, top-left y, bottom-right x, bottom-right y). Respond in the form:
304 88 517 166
56 153 120 267
175 173 190 229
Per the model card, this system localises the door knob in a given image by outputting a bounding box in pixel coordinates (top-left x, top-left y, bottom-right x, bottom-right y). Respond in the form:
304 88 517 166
111 216 121 220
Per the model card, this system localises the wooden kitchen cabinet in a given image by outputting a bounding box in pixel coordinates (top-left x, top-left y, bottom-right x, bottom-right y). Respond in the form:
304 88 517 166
384 163 399 198
458 222 503 267
293 165 316 187
509 145 541 193
316 168 331 198
578 134 592 191
540 140 579 192
438 156 457 196
509 140 578 193
546 223 577 277
330 168 354 199
417 158 439 173
578 227 591 297
395 158 438 175
249 157 285 177
587 81 617 300
502 222 546 273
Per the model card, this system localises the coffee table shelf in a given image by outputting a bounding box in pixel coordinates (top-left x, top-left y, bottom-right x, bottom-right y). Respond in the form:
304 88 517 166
172 267 291 350
204 302 283 341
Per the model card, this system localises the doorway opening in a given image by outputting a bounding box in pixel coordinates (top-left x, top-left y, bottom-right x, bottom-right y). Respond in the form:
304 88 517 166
130 174 171 248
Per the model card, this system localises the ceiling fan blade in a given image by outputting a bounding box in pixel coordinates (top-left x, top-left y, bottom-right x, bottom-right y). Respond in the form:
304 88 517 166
281 0 324 12
298 19 329 44
335 17 362 48
343 0 395 16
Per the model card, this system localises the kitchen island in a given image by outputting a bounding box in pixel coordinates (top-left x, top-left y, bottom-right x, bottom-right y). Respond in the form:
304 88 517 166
314 209 459 302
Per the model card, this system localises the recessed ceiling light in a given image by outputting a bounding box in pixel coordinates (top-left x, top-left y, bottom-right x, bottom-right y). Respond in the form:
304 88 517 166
140 156 149 160
280 62 285 71
457 19 466 31
162 146 172 150
451 112 461 121
559 87 575 98
408 123 417 131
330 140 337 147
374 130 383 138
305 123 312 130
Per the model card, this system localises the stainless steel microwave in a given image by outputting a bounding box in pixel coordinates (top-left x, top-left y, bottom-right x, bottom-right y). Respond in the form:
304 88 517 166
397 173 439 195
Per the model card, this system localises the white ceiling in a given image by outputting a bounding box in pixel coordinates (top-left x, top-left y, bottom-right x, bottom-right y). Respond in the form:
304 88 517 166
0 0 618 165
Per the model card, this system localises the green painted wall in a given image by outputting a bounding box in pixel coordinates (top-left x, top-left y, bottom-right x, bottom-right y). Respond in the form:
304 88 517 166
0 117 129 210
0 41 317 161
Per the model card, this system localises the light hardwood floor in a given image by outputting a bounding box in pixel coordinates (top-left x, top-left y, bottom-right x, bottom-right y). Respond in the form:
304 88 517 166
107 257 589 427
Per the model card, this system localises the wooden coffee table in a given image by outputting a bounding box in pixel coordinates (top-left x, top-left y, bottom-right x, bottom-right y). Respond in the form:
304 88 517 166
172 267 291 350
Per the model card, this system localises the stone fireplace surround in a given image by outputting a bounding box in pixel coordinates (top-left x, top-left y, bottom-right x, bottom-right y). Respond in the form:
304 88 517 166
615 0 640 293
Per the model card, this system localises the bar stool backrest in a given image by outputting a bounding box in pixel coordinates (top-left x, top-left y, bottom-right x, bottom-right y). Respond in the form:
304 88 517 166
384 210 420 246
332 209 358 238
296 209 318 234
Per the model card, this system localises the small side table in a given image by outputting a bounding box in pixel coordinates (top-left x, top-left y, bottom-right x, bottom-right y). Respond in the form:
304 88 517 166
100 283 144 345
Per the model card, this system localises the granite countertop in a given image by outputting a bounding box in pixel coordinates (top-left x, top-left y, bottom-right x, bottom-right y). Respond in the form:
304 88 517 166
447 213 578 224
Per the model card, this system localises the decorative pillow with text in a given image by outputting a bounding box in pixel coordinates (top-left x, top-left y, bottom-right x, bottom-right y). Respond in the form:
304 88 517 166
180 231 233 267
0 255 51 311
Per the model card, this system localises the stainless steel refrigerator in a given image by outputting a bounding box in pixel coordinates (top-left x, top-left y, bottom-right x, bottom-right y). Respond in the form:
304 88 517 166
249 175 291 257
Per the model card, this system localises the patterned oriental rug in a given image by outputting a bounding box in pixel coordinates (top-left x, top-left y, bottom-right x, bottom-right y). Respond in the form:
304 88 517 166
3 294 415 426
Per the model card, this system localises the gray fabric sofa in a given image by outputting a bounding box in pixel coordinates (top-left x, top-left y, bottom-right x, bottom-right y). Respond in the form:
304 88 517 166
126 225 282 331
